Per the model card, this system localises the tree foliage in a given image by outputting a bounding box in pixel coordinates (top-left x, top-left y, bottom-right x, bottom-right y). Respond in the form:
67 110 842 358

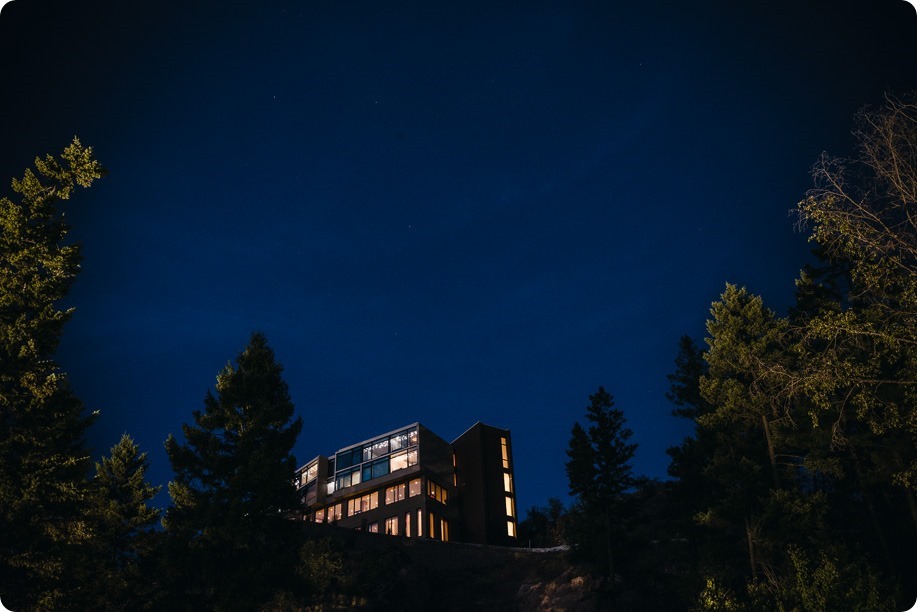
83 434 163 610
662 93 917 610
565 386 636 596
163 332 304 609
0 138 104 609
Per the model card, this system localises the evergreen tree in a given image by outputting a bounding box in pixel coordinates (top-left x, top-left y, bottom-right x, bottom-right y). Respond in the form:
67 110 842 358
83 434 163 610
163 332 304 609
565 386 636 602
0 139 104 609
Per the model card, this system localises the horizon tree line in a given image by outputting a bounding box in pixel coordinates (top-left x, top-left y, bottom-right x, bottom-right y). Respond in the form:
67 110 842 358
2 91 915 609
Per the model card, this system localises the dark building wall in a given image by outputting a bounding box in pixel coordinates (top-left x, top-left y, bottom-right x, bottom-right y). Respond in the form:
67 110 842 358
452 423 517 546
418 424 454 489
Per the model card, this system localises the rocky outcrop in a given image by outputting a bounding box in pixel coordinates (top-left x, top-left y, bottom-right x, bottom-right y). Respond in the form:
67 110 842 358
516 569 607 611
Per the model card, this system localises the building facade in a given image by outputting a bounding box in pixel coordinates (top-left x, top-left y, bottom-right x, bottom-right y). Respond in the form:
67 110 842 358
295 422 518 546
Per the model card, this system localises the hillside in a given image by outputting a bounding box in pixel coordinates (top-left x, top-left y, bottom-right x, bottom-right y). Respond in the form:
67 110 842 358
290 524 607 611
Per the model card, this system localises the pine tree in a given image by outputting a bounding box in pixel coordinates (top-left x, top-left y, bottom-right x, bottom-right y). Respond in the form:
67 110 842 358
0 138 104 609
83 434 163 610
565 386 636 602
163 332 304 609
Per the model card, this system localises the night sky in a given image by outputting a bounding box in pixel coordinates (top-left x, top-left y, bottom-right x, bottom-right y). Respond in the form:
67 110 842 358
1 0 915 514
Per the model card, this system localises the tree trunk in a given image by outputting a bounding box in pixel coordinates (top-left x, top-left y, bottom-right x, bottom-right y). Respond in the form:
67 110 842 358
605 504 615 612
906 488 917 532
745 516 757 580
851 449 894 574
761 414 780 490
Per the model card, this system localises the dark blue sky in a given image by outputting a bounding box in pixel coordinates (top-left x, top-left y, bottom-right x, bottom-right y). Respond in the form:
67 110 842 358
1 0 915 514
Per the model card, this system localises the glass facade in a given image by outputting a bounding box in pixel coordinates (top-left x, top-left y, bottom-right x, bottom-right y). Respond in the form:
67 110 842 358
331 427 419 492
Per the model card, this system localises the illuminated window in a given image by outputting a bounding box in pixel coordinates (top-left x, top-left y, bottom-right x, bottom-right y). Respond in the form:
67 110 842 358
408 478 422 497
405 511 412 537
314 508 325 523
327 503 342 522
296 463 319 488
385 516 399 536
326 478 336 495
429 512 434 538
336 468 361 491
390 431 408 451
390 449 417 472
505 496 515 518
347 491 379 515
500 437 509 469
427 481 448 504
417 509 423 537
440 518 449 542
408 428 418 446
385 483 406 505
364 438 390 461
507 521 516 537
368 522 379 533
503 473 513 493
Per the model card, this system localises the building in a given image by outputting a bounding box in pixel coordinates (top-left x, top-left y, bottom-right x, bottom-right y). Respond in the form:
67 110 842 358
295 422 518 546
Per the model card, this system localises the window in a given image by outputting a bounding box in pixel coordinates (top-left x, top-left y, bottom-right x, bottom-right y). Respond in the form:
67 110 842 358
364 438 390 461
505 496 515 518
507 520 516 537
390 430 408 451
385 483 406 505
314 508 325 523
408 428 418 446
501 437 509 469
405 511 412 537
336 447 362 470
385 516 399 536
299 481 316 500
296 462 319 488
503 473 513 493
429 512 435 539
326 478 336 495
390 449 417 472
408 478 422 497
417 509 423 537
440 518 449 542
427 480 448 504
373 459 389 478
327 503 342 522
347 491 379 515
335 468 361 491
368 522 379 534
